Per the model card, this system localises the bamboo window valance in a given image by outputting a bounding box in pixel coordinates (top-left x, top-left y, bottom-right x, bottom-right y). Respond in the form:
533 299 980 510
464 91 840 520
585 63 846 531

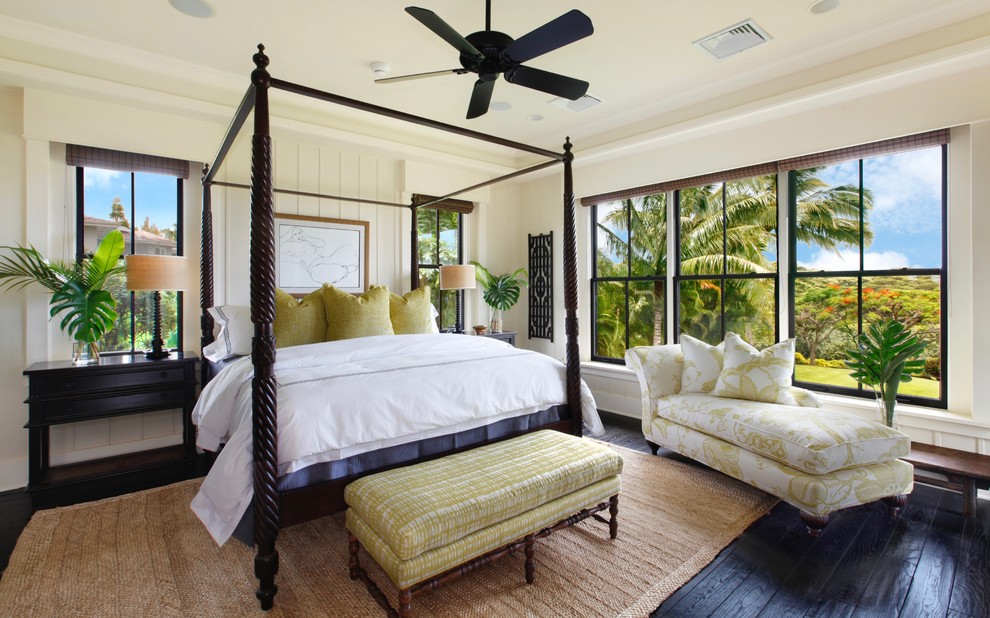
580 128 950 207
412 193 475 214
66 144 190 179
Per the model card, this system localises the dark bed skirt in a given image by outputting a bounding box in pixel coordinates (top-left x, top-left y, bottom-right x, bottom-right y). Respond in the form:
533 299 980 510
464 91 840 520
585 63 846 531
230 404 569 544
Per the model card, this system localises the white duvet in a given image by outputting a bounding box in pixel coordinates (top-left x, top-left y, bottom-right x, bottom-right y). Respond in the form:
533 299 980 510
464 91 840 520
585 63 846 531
190 333 603 545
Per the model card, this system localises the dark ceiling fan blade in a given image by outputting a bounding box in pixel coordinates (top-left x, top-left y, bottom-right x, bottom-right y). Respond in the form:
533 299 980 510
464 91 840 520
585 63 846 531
505 66 588 100
375 68 469 84
466 78 496 119
405 7 484 61
501 9 593 64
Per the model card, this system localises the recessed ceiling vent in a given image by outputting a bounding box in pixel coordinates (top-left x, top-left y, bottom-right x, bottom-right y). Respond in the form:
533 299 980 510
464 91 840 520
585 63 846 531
694 19 772 60
549 94 602 112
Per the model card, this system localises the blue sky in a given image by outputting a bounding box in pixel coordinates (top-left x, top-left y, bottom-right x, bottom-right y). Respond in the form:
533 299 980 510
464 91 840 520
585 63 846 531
796 146 943 271
83 169 179 232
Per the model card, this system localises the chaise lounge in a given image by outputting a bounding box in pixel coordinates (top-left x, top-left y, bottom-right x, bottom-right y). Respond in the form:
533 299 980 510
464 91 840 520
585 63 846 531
625 334 914 536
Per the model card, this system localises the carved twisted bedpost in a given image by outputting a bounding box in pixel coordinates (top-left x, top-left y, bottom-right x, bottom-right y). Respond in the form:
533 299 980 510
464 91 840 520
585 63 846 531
410 204 419 291
562 138 582 436
249 44 280 611
200 164 215 386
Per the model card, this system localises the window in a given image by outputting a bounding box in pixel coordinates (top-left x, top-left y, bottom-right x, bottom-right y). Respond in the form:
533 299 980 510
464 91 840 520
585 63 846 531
585 131 947 409
417 207 462 330
591 195 667 360
676 175 778 349
72 146 186 356
789 145 946 407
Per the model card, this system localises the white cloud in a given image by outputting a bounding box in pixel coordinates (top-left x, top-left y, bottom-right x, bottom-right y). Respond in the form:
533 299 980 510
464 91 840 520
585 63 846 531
84 168 122 190
800 249 910 271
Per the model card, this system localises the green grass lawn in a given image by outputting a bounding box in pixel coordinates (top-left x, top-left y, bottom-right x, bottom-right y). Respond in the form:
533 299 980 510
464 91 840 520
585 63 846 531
794 365 941 398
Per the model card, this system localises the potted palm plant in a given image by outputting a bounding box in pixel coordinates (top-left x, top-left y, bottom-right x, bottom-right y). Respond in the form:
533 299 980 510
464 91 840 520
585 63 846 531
0 230 126 364
470 261 527 334
845 318 926 428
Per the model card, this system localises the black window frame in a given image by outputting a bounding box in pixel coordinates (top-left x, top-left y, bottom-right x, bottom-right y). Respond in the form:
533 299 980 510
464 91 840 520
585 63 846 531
589 198 668 364
787 146 948 409
672 180 780 349
416 207 464 331
75 166 185 357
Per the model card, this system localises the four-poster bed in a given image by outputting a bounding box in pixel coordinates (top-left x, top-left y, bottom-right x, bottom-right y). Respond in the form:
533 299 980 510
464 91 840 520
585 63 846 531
197 45 586 610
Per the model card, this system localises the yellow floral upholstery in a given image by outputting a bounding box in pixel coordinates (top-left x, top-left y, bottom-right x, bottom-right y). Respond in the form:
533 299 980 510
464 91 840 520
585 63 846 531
389 286 435 335
345 430 623 561
625 344 913 520
322 284 394 341
711 333 798 405
648 415 913 516
680 334 724 393
656 393 909 474
274 288 328 348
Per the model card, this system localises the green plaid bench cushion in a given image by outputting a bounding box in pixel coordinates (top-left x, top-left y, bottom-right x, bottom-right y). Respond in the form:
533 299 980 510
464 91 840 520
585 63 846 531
347 475 621 588
344 430 623 563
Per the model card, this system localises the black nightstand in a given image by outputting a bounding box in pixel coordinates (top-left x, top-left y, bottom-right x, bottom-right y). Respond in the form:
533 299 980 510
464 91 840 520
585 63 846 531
482 331 516 346
23 352 199 508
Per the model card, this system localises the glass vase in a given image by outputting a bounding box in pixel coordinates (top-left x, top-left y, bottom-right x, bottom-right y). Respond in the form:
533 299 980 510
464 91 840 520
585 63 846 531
876 395 897 429
72 340 100 366
489 308 503 334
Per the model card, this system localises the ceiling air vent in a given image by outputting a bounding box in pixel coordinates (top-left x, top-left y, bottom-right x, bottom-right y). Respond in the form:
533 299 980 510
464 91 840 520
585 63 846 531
694 19 772 60
549 94 603 112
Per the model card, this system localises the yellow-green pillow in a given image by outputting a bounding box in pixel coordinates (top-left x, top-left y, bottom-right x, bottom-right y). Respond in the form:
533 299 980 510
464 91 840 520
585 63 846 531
389 286 435 334
274 288 328 348
323 284 394 341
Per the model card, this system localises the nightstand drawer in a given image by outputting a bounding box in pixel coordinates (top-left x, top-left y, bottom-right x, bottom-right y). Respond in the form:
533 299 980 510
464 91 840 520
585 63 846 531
34 366 188 397
33 387 188 423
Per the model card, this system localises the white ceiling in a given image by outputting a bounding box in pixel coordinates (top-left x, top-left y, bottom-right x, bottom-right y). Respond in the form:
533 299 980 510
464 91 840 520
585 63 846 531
1 0 989 164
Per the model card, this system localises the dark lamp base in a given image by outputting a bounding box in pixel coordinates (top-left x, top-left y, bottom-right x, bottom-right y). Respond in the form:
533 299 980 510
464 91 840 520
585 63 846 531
144 349 171 360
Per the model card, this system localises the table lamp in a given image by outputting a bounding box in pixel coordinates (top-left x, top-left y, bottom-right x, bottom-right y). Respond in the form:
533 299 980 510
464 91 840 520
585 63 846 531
439 264 476 334
125 255 188 359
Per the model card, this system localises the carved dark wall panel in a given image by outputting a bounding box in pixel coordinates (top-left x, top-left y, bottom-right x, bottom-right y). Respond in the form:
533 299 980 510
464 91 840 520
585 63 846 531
528 232 553 341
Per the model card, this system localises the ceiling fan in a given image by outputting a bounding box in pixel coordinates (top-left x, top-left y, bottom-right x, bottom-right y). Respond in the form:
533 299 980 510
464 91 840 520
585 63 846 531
376 1 594 119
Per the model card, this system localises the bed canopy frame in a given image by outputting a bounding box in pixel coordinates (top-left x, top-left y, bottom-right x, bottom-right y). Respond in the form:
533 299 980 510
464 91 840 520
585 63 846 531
200 45 583 610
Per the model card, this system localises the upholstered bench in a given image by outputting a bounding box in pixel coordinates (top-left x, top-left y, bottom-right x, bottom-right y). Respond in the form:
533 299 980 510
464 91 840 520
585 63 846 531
345 430 623 617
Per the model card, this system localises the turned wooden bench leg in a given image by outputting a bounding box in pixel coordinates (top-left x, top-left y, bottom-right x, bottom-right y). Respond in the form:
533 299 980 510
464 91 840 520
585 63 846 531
398 589 412 618
348 533 361 580
800 512 829 537
608 494 619 539
524 535 536 584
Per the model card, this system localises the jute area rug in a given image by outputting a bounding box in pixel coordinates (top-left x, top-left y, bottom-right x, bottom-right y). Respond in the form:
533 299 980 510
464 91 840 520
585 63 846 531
0 444 775 617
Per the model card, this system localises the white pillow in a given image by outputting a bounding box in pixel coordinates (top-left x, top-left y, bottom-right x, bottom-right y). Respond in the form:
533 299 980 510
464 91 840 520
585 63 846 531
711 332 798 405
429 303 440 334
202 305 252 362
679 333 724 393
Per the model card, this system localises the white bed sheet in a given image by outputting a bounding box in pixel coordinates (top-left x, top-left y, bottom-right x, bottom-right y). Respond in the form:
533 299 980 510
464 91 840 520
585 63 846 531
190 333 603 545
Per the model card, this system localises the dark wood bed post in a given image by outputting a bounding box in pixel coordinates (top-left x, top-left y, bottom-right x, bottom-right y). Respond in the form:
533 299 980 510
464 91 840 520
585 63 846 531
561 138 582 437
200 164 215 386
249 44 280 611
410 204 419 290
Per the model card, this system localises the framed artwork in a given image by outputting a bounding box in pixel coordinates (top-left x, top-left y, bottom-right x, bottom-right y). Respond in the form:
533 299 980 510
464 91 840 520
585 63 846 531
274 213 369 295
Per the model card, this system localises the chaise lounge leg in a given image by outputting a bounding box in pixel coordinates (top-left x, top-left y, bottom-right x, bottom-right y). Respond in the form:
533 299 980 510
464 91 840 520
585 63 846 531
800 512 829 538
882 494 908 516
646 440 660 455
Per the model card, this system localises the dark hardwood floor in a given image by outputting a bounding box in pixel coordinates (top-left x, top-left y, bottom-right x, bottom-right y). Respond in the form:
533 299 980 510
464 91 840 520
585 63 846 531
0 413 986 618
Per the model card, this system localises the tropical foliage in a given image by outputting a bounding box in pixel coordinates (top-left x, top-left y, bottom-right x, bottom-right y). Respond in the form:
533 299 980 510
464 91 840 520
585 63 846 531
470 261 528 311
0 230 126 345
845 319 927 426
417 208 460 329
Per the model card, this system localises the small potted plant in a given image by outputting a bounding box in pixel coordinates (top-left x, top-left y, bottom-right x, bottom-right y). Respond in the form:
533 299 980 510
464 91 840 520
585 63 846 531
845 318 926 428
0 230 126 364
470 261 527 334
